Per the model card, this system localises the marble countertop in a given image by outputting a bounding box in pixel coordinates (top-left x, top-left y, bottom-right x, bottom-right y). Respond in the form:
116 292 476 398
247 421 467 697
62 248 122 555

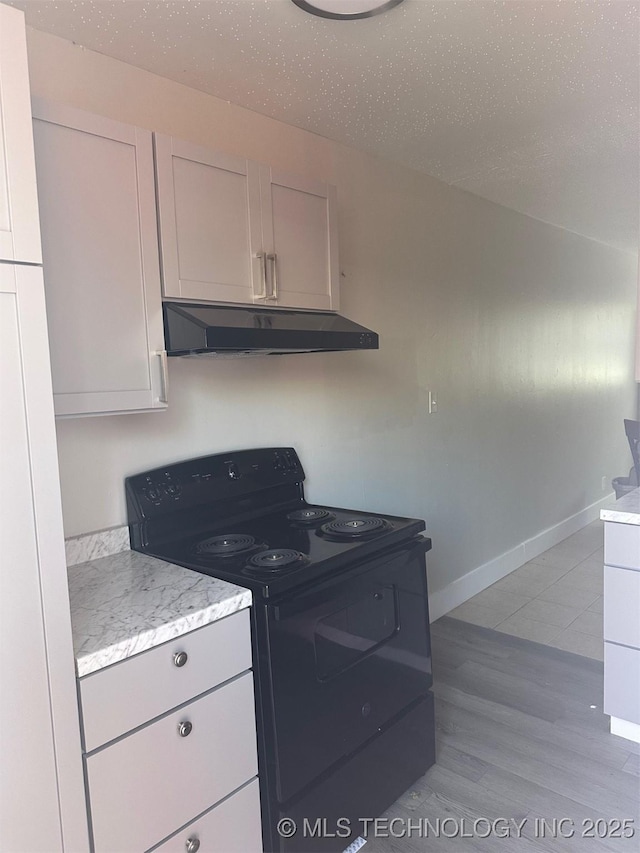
600 487 640 526
68 550 252 678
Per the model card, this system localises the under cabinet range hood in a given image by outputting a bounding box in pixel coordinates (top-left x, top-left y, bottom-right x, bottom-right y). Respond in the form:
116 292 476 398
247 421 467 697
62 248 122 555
163 302 379 357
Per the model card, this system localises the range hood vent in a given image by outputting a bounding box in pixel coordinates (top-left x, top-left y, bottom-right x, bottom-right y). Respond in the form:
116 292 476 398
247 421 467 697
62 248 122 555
163 302 379 357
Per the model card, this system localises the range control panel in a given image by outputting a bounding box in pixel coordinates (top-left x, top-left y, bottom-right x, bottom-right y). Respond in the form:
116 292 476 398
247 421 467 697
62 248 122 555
126 447 305 519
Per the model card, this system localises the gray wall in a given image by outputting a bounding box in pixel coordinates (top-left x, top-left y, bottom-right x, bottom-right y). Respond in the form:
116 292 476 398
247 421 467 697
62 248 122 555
29 29 638 598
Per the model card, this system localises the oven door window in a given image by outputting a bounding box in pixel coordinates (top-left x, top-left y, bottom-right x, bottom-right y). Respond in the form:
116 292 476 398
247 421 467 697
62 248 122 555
314 585 398 681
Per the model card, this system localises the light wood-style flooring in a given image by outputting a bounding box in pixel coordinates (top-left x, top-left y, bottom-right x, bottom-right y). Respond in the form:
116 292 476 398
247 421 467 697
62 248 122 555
365 617 640 852
448 521 605 659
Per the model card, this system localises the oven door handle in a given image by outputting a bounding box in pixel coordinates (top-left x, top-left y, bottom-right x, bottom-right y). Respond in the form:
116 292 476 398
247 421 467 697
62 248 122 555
272 535 431 622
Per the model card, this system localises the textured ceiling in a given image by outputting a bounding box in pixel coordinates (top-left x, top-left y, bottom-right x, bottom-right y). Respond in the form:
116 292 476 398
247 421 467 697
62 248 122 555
11 0 640 252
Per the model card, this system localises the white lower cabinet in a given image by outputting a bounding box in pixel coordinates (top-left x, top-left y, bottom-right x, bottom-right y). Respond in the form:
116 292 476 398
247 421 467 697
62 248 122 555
604 642 640 727
80 608 252 753
603 519 640 743
604 521 640 570
78 610 262 853
151 779 262 853
603 564 640 649
87 674 258 853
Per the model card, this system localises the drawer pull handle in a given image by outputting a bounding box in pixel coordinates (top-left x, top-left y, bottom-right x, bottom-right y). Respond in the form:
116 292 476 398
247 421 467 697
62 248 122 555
178 720 193 738
185 837 200 853
173 651 188 668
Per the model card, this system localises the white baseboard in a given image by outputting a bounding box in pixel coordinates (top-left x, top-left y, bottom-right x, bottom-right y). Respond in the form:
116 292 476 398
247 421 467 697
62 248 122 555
428 493 613 623
610 716 640 744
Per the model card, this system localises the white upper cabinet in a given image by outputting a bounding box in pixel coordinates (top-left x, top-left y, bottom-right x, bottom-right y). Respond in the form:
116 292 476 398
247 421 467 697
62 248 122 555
0 4 42 263
155 134 339 311
32 101 167 417
155 134 264 304
259 165 339 311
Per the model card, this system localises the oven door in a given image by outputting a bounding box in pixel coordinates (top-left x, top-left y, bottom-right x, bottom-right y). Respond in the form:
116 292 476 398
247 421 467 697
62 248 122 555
266 536 432 805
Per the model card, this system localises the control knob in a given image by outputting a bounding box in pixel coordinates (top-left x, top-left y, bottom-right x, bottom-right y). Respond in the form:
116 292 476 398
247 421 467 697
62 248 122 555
226 462 241 480
144 485 162 504
165 481 182 499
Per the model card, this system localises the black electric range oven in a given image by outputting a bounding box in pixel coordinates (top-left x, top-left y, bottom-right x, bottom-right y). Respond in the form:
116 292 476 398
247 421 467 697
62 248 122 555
126 448 436 853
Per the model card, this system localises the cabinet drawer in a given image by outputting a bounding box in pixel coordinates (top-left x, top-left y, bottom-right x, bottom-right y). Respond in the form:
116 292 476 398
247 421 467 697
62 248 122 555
604 522 640 570
604 565 640 648
151 779 262 853
80 609 251 751
604 643 640 726
87 672 258 853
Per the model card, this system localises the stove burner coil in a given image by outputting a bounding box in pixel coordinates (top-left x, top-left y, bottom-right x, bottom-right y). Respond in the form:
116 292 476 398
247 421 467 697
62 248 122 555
319 517 391 540
244 549 308 574
286 508 334 525
194 533 257 557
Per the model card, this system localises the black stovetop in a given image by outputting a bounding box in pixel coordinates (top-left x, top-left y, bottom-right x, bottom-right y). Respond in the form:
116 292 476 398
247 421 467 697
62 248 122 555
142 503 425 599
126 448 427 599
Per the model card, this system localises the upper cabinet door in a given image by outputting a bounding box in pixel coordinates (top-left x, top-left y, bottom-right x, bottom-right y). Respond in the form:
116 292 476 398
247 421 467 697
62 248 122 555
155 134 264 304
32 101 167 417
0 5 42 264
260 166 339 312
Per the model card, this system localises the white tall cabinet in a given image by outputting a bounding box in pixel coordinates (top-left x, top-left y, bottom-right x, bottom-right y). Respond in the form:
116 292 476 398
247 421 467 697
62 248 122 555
0 5 89 851
0 4 41 263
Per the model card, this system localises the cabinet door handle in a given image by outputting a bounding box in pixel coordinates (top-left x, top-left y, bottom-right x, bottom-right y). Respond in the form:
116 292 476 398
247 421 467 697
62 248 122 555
185 837 200 853
157 350 169 403
173 651 188 668
177 720 193 738
254 251 269 300
267 252 278 301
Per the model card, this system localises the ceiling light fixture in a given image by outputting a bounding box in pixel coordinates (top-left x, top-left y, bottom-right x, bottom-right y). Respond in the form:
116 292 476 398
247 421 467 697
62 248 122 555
292 0 405 21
